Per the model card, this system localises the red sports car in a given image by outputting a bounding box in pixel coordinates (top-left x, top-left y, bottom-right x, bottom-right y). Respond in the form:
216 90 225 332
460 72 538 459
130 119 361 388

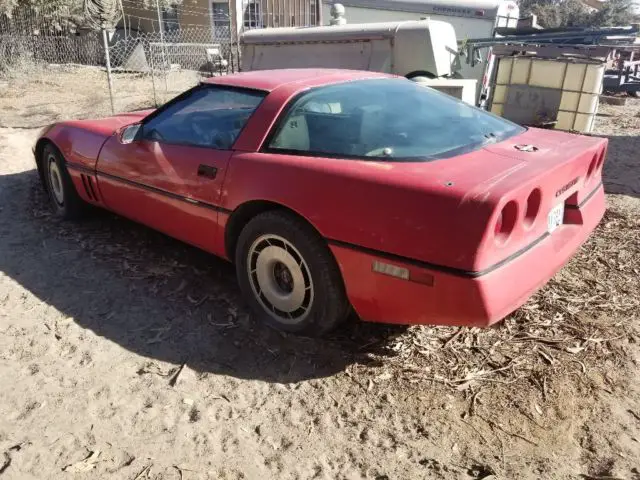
34 69 607 336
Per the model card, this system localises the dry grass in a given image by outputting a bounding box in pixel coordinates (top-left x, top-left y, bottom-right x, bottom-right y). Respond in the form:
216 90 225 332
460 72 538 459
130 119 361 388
0 64 202 128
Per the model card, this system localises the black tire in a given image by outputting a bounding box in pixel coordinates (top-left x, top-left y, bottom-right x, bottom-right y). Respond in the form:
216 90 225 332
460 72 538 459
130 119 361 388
235 210 350 336
406 70 436 80
629 91 639 98
41 143 87 220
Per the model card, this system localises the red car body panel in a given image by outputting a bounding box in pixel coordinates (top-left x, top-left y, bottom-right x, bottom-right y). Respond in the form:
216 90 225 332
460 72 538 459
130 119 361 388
36 69 607 327
96 137 231 254
331 185 605 326
224 130 606 272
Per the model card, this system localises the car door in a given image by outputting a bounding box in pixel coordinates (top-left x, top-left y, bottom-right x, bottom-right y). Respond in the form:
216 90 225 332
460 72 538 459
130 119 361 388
96 84 266 257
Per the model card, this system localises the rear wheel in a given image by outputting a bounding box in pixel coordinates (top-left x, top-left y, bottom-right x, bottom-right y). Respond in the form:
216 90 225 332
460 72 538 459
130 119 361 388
41 143 87 220
235 211 350 336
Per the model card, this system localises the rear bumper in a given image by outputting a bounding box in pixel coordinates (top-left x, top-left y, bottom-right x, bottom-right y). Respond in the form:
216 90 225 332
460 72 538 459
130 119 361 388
330 184 606 327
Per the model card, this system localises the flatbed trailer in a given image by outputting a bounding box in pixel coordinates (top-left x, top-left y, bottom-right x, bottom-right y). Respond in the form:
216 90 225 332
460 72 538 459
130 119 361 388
603 47 640 97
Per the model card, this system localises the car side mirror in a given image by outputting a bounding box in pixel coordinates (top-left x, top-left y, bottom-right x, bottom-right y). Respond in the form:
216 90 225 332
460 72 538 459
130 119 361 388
119 123 142 144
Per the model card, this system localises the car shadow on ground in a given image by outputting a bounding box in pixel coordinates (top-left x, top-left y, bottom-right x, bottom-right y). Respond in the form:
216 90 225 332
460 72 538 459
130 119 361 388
0 169 408 383
601 134 640 199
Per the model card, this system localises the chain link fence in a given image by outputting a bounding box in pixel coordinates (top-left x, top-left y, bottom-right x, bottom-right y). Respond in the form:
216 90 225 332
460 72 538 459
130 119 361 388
0 32 103 70
0 5 102 74
106 27 238 112
0 0 320 127
0 25 240 126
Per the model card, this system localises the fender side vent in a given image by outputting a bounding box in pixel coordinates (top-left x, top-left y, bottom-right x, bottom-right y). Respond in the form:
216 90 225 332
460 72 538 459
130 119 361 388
80 174 93 200
86 175 98 202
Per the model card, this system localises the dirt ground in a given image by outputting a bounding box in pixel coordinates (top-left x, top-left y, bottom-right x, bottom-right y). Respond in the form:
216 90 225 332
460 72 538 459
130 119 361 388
0 71 639 479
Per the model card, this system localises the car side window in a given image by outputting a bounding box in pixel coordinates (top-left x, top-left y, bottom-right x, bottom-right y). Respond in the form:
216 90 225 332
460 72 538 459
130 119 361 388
142 86 265 149
269 100 346 154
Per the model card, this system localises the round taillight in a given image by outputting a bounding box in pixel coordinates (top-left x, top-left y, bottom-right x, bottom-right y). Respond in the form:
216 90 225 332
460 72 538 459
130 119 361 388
524 188 542 229
494 201 518 245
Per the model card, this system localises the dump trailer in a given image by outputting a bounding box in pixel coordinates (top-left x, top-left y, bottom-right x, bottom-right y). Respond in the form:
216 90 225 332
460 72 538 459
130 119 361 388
240 18 460 81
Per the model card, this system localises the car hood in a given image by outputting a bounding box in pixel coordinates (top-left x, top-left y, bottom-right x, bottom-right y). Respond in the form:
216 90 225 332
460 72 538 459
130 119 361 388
38 110 155 171
60 109 154 137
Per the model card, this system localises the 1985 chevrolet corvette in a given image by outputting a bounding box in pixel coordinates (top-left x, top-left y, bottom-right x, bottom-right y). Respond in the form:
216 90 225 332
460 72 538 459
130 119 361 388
34 69 607 336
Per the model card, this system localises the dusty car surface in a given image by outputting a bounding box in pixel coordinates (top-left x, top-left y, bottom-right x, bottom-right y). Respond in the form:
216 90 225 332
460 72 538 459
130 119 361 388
34 68 607 336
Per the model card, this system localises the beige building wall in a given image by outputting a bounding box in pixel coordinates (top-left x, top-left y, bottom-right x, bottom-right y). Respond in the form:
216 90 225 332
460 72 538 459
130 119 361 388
120 0 319 35
177 0 213 29
120 3 158 33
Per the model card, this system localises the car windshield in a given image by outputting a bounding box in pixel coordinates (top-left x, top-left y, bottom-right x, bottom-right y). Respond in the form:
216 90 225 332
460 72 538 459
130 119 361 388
268 78 526 161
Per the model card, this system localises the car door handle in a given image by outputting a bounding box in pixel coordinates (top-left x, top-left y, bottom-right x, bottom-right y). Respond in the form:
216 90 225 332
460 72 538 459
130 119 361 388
197 164 217 179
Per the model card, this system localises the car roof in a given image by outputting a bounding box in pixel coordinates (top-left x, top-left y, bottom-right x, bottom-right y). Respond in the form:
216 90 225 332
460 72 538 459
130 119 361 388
202 68 394 92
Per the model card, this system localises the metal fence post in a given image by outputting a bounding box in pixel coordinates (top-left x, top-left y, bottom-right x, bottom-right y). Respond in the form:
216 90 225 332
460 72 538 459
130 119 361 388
156 0 169 94
101 24 115 114
150 39 159 106
232 0 241 72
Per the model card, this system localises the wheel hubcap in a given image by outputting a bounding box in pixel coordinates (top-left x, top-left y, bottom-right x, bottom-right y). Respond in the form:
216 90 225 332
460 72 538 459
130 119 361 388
247 234 313 324
48 155 64 205
273 261 294 293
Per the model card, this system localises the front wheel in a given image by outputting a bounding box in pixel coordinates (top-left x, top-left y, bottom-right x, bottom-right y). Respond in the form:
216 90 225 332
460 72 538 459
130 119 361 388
235 211 350 336
41 143 87 220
